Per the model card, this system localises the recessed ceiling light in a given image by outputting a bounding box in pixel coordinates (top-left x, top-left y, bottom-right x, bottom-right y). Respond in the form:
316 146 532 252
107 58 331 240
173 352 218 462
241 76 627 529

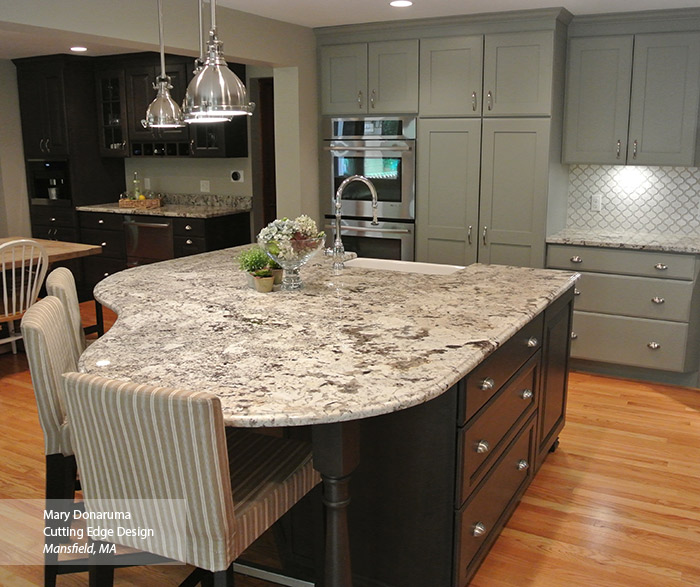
390 0 413 7
70 46 88 53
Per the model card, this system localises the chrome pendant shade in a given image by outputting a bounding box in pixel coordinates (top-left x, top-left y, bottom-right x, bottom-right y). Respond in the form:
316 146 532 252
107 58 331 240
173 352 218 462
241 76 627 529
143 0 185 128
183 0 255 123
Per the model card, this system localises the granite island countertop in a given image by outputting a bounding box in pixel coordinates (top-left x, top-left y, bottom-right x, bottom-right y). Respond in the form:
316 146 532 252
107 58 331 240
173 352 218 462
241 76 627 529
76 200 251 219
547 228 700 255
79 250 578 427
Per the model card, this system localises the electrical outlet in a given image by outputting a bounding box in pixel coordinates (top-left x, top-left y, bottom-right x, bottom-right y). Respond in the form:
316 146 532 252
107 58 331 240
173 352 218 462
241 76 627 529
591 194 602 212
200 179 210 193
144 177 151 190
230 170 244 183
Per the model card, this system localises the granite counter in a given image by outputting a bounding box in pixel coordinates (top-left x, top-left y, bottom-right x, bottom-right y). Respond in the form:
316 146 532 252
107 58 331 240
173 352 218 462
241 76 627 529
76 200 251 219
547 228 700 254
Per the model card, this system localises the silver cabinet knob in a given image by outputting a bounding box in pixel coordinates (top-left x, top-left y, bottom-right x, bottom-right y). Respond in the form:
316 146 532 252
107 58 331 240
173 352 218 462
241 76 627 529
101 242 107 247
475 440 490 454
186 239 193 245
520 388 533 400
647 342 661 350
50 217 56 222
479 377 495 391
574 288 581 296
654 263 668 271
103 272 110 277
570 255 583 264
517 459 529 471
527 337 538 348
98 219 105 224
472 522 486 538
571 332 578 340
651 296 665 304
185 224 193 231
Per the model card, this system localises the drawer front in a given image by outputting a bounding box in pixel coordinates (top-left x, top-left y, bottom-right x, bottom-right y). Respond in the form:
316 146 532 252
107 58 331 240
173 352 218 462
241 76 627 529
575 272 693 322
83 257 127 287
174 218 206 238
571 311 689 372
547 245 696 280
32 206 76 228
79 211 124 231
81 228 125 259
32 225 79 242
174 236 206 257
461 313 543 424
456 416 535 587
459 353 538 504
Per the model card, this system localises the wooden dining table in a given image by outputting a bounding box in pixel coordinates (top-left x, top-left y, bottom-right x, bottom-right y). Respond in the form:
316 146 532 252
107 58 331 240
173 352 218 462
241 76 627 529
0 236 102 263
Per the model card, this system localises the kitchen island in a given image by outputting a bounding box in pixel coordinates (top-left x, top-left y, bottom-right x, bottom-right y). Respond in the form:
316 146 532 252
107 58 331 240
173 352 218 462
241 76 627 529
80 249 577 586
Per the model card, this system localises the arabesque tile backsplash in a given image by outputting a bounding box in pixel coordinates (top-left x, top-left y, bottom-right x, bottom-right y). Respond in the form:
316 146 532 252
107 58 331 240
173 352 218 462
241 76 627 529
567 165 700 234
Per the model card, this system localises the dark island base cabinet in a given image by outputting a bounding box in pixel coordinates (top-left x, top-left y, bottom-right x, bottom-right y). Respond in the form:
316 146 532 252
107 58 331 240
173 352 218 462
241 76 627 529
283 287 575 586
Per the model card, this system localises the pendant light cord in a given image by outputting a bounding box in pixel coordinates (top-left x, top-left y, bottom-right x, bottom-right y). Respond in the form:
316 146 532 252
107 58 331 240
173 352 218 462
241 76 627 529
157 0 166 80
198 0 205 65
210 0 217 36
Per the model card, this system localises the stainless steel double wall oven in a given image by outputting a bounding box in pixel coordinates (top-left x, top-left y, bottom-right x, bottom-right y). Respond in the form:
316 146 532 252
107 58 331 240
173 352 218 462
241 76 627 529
323 116 416 261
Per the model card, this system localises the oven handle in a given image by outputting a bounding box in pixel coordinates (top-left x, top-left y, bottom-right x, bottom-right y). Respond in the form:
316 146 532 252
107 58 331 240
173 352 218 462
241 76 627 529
325 224 412 235
124 221 172 229
325 145 412 152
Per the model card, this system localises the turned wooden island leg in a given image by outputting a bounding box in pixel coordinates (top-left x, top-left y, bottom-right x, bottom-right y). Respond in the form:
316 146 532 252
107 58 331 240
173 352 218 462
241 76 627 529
311 420 360 587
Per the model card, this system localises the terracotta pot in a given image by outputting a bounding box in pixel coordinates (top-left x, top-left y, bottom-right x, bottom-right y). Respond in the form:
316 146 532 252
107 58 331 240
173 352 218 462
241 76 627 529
254 276 274 293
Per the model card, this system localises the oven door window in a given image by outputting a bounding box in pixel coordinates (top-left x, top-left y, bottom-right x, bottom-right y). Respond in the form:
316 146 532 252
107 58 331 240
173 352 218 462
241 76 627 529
333 155 402 202
342 235 403 260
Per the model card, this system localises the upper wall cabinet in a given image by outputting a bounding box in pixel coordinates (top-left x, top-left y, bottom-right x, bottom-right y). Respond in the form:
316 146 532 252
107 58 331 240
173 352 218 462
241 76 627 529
419 31 555 117
320 40 419 114
563 32 700 166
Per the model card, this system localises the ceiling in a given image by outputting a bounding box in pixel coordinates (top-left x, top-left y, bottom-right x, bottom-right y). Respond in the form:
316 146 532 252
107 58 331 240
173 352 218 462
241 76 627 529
2 0 700 60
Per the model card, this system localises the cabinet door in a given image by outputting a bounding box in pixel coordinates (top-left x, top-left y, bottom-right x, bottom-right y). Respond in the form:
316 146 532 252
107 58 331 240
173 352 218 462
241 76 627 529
628 32 700 166
562 36 633 164
126 65 155 141
479 118 550 268
368 40 419 114
419 36 483 117
42 69 69 157
415 119 481 266
96 69 129 157
320 43 368 114
483 31 553 117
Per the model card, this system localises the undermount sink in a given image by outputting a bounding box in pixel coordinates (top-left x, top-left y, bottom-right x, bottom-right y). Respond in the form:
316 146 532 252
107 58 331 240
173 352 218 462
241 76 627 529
344 257 465 275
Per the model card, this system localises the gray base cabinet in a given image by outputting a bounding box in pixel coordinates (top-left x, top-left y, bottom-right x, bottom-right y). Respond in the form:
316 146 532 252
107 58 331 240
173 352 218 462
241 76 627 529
547 244 700 373
563 32 700 166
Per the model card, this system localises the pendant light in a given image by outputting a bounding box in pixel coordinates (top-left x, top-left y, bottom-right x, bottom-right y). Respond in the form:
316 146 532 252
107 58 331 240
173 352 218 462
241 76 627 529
143 0 185 128
183 0 255 123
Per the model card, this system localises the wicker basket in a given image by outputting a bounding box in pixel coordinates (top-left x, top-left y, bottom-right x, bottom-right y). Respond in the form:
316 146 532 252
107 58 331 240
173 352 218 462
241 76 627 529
118 198 162 209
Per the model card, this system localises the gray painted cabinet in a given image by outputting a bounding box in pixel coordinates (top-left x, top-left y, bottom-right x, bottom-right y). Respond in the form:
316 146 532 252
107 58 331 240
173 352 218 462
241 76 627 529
563 32 700 165
417 118 551 267
320 40 419 114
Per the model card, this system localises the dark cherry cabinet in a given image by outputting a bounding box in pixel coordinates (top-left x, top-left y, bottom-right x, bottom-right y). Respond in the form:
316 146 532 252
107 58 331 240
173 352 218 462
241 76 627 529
96 69 129 157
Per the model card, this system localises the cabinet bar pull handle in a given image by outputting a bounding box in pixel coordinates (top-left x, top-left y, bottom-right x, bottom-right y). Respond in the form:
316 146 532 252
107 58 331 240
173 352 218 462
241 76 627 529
570 255 583 264
616 140 622 159
574 288 581 296
479 377 495 391
39 138 46 153
486 91 493 111
467 225 472 245
370 89 376 109
517 459 529 471
527 337 538 348
357 90 363 109
475 440 490 454
647 342 661 350
482 226 488 245
651 296 665 304
472 522 486 537
520 388 533 400
45 138 51 152
471 91 478 111
571 332 578 340
654 263 668 271
632 140 638 159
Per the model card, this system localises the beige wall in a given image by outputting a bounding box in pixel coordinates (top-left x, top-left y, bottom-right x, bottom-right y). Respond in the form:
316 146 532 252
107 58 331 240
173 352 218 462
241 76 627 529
0 0 319 233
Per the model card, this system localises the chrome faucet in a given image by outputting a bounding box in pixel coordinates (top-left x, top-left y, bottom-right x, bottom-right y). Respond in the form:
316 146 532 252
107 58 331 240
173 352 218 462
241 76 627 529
332 174 379 271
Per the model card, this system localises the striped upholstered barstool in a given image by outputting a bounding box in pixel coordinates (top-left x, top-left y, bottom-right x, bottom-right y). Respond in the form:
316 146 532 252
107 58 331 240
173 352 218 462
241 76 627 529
46 267 87 356
61 372 321 586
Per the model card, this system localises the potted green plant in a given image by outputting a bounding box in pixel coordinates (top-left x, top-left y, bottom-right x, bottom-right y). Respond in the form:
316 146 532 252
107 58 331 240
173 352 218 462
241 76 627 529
252 269 274 293
268 258 283 285
238 247 271 288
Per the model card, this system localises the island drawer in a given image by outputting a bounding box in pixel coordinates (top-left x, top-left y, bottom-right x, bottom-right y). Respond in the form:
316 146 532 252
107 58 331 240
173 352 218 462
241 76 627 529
83 257 128 287
547 245 696 280
458 353 539 504
79 211 124 231
81 228 125 259
174 218 206 237
575 272 694 322
459 313 543 424
455 415 535 587
571 311 690 372
174 236 206 257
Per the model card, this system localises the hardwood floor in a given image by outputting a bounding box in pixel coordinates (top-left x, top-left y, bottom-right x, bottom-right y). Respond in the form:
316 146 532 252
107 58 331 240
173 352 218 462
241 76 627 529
1 303 698 585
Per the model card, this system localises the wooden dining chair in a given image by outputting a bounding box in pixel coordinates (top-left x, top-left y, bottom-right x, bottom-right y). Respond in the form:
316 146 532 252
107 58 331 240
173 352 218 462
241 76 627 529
1 238 48 354
20 296 85 586
60 371 322 587
46 267 87 355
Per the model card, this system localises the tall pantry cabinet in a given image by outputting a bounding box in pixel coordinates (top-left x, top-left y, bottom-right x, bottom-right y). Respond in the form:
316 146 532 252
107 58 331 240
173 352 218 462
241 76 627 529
415 14 570 268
